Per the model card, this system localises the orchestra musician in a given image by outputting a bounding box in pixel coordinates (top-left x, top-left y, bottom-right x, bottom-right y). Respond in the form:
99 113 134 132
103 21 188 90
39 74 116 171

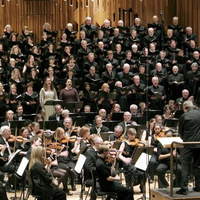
148 123 164 182
1 110 14 127
140 118 156 142
83 134 103 198
43 132 72 195
90 115 109 135
156 130 182 188
13 105 24 121
71 125 90 155
54 126 77 192
109 125 127 142
118 128 145 192
96 144 134 200
118 111 137 133
0 126 16 192
28 146 66 200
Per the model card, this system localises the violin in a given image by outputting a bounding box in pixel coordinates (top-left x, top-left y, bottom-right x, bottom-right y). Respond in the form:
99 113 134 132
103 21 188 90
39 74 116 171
60 136 78 144
116 134 127 142
129 138 145 147
155 131 165 140
7 135 16 143
7 135 26 143
47 142 63 151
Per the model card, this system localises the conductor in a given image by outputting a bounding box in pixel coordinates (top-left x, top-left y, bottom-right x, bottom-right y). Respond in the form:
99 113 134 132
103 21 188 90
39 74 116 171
176 101 200 195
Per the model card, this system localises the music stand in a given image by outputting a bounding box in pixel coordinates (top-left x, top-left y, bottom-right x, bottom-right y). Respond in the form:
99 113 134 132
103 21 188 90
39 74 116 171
132 117 146 125
23 114 37 121
132 147 154 164
44 100 63 106
100 132 114 141
71 116 87 126
15 157 29 200
39 120 58 131
80 112 98 124
6 149 22 200
111 112 124 121
143 110 163 121
164 118 179 128
103 121 120 131
63 101 83 113
10 121 25 133
74 154 87 174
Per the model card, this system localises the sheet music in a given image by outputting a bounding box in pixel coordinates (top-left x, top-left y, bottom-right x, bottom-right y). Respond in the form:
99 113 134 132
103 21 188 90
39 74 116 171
6 149 21 166
135 152 151 171
157 137 183 148
74 154 86 174
16 157 29 177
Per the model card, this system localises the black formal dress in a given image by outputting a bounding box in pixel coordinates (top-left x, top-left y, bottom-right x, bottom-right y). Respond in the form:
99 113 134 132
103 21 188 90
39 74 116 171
30 161 66 200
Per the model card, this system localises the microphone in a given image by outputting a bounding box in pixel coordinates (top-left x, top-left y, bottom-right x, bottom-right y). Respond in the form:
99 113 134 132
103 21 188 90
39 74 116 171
160 10 163 15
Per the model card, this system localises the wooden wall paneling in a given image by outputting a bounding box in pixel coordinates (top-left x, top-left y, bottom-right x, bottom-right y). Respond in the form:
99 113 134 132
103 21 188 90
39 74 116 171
198 1 200 45
192 0 197 34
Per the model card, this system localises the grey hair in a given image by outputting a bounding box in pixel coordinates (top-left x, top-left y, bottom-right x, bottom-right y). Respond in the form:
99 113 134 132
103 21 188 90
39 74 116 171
0 126 10 135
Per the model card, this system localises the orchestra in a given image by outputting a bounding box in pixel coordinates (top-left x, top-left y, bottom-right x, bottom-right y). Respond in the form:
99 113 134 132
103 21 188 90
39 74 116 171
0 13 199 200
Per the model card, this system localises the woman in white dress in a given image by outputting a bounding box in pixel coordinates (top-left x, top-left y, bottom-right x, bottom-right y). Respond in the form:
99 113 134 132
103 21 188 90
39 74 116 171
39 77 58 120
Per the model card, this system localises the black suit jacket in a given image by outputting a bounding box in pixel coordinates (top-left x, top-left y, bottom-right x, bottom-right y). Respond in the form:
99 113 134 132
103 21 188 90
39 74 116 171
84 147 98 181
13 114 24 121
90 126 110 134
48 114 63 121
0 136 10 166
0 121 9 128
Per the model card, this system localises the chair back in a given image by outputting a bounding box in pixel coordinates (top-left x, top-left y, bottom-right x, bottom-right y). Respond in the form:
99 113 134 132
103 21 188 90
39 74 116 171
26 170 34 195
89 169 96 190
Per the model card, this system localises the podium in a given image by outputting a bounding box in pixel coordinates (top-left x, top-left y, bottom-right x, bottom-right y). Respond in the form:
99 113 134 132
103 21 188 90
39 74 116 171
63 101 83 113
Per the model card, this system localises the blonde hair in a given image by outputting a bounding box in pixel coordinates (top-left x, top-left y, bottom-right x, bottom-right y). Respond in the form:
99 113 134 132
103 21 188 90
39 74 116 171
11 68 21 79
101 83 109 90
79 126 90 138
10 45 21 55
29 146 44 170
54 127 65 141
